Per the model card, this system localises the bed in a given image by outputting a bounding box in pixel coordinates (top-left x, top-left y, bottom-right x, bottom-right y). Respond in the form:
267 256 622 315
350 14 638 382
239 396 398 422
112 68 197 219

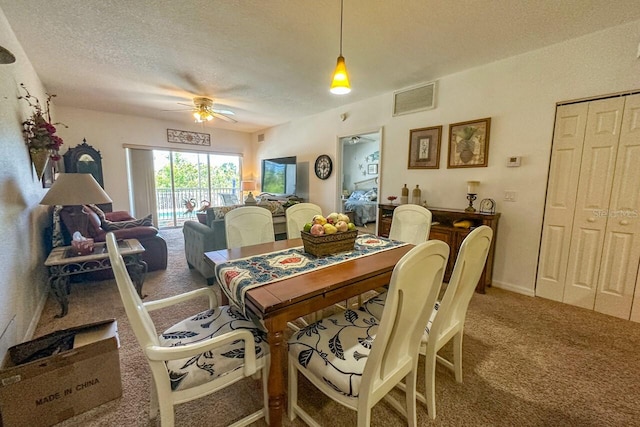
343 178 378 226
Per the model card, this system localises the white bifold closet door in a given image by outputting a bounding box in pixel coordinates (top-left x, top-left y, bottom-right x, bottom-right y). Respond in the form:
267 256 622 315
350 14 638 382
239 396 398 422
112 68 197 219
537 93 640 321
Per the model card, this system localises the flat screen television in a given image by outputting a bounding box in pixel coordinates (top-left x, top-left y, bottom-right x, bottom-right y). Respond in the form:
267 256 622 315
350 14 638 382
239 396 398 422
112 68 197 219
261 156 297 196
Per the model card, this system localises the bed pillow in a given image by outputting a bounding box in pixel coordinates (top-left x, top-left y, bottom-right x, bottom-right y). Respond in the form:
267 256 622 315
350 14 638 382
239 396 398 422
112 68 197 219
363 189 377 201
348 190 366 201
102 214 153 231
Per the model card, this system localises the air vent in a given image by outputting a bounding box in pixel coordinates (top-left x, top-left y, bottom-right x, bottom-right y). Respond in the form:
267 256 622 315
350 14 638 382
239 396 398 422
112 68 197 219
392 81 437 116
257 134 265 143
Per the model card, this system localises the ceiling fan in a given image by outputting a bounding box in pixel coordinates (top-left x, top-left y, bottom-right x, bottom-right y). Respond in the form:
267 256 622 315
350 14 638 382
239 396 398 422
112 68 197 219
166 97 237 123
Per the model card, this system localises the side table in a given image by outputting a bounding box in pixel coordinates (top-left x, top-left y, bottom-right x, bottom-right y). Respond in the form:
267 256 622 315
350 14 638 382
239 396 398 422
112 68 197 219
45 238 147 318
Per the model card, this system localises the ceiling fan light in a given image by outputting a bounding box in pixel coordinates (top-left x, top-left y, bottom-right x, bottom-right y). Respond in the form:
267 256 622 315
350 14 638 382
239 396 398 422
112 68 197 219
205 113 214 121
330 55 351 95
193 111 201 120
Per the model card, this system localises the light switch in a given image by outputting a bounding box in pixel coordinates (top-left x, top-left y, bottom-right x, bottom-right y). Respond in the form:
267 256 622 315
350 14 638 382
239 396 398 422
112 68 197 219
504 191 517 202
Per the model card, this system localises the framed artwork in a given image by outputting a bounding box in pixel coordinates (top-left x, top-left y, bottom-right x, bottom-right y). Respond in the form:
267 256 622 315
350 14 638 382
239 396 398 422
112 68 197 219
367 163 378 174
167 129 211 146
447 117 491 168
408 125 442 169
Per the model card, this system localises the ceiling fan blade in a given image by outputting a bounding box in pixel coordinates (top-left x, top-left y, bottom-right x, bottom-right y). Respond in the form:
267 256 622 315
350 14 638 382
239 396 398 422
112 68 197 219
212 112 237 123
177 102 195 107
161 108 193 112
212 108 235 116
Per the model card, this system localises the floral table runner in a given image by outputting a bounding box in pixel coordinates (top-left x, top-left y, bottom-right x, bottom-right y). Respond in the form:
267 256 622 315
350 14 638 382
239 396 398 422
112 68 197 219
215 234 408 315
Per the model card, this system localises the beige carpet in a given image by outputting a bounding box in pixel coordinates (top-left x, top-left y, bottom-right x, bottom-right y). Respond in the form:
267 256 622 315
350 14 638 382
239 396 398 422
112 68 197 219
34 228 640 426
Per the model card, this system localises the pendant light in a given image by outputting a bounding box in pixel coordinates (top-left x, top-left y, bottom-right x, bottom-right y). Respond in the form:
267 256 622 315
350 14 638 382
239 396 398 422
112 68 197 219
330 0 351 95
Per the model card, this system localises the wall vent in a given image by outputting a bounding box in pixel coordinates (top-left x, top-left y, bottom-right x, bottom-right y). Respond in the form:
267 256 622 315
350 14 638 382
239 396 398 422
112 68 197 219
257 134 265 143
392 81 437 116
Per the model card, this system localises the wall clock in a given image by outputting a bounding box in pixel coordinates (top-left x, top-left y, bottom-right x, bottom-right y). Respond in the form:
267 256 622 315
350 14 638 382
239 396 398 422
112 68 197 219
314 154 333 180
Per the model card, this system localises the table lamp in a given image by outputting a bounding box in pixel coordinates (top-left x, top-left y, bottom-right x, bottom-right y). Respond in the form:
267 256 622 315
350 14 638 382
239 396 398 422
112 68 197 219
40 173 113 237
241 180 257 205
465 180 480 212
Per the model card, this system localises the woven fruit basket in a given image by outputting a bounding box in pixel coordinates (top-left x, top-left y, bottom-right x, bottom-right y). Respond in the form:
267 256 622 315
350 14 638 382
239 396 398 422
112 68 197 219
300 229 358 256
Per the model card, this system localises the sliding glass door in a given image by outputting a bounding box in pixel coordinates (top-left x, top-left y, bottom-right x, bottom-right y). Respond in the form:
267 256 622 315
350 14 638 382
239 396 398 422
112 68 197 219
154 150 242 228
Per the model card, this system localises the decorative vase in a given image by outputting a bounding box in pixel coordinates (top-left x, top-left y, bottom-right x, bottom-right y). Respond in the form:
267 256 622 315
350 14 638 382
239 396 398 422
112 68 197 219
29 149 50 180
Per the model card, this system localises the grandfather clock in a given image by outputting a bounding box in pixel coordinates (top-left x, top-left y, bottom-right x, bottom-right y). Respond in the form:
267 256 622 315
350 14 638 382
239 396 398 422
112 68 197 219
63 138 112 212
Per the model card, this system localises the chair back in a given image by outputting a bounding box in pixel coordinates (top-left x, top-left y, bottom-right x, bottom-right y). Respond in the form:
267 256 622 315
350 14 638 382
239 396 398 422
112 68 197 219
388 205 432 245
431 225 493 340
360 240 449 402
225 206 275 248
105 233 159 352
285 203 322 239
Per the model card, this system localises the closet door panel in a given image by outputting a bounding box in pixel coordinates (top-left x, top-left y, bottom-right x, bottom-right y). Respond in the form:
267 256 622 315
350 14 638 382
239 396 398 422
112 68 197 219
563 97 625 309
595 94 640 318
536 103 588 301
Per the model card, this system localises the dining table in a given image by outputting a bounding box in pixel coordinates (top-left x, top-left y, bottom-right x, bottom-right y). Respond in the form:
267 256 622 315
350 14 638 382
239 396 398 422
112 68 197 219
204 235 413 427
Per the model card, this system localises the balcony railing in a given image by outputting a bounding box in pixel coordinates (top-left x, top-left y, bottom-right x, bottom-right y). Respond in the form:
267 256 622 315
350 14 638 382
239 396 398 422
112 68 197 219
156 187 241 228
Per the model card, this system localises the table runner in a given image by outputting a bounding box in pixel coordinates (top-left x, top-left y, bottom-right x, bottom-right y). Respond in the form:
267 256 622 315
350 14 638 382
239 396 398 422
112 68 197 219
215 234 408 315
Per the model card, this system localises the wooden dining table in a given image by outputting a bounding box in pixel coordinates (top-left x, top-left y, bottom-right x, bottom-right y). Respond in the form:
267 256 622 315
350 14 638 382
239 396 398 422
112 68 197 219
204 237 413 427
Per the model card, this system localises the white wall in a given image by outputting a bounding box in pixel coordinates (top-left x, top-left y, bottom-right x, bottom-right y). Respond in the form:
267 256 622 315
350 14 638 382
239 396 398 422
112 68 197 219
0 9 53 357
55 107 254 213
255 20 640 296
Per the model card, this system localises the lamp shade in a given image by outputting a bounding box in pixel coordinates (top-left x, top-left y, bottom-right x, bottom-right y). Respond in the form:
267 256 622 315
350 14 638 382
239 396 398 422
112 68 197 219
241 180 256 192
40 173 112 206
330 55 351 95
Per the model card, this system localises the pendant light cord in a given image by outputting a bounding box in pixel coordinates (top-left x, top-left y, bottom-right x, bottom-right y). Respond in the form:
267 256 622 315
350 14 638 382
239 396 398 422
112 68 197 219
339 0 344 56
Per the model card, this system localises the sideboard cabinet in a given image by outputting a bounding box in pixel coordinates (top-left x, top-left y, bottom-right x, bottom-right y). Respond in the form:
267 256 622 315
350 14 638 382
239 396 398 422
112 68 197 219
377 204 500 293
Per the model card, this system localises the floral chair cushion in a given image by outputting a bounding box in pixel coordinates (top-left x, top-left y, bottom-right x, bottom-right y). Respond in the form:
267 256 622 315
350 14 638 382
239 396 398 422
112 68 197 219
288 309 379 398
360 292 440 339
159 305 269 392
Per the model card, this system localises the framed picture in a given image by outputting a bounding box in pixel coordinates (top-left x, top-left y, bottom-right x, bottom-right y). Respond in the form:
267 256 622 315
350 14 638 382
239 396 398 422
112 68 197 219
447 117 491 168
408 126 442 169
367 163 378 174
167 129 211 146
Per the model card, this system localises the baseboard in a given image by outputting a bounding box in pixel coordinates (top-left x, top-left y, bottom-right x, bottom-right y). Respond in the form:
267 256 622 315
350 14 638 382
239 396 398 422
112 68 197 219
24 290 49 342
491 280 535 297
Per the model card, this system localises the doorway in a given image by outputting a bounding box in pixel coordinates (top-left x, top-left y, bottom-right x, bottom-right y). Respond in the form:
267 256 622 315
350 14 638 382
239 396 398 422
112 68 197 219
337 129 382 233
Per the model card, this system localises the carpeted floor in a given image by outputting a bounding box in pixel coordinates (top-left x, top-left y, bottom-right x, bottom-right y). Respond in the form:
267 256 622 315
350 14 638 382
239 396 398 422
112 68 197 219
34 227 640 426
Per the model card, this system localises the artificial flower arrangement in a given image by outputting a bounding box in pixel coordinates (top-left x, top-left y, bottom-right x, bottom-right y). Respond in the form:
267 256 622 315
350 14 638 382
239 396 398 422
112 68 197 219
18 83 67 161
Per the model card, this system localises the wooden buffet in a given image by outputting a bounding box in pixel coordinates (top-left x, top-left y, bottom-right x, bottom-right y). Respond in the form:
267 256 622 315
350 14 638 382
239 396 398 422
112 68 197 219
378 204 500 293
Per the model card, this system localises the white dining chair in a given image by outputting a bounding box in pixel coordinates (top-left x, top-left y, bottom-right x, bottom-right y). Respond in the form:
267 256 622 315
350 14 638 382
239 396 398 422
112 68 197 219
105 232 270 427
285 202 322 239
360 225 493 419
225 206 275 249
288 240 449 427
388 204 432 245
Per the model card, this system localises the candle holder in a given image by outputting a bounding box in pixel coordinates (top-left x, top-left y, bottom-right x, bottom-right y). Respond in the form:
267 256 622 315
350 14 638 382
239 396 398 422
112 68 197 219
465 193 477 212
465 180 480 212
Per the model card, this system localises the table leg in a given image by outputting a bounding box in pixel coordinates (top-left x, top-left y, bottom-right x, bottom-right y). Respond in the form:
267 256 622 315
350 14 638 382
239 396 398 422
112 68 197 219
265 320 286 427
49 275 69 318
127 257 148 298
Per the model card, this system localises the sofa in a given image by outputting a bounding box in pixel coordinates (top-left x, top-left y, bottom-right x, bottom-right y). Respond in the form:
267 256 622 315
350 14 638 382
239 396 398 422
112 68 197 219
183 202 287 285
55 205 168 274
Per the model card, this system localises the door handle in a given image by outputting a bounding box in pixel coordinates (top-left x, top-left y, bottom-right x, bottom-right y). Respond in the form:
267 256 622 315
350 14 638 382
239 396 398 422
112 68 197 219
620 219 629 226
587 217 596 223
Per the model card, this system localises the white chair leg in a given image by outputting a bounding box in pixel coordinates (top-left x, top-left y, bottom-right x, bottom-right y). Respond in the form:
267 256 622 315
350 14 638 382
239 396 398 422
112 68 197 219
159 402 175 427
288 357 298 421
425 348 437 419
149 380 159 420
453 331 464 383
262 364 270 426
357 408 371 427
405 370 418 427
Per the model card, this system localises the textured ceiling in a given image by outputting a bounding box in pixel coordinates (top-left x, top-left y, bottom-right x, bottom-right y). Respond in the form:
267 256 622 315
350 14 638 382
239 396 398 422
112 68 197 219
2 0 640 132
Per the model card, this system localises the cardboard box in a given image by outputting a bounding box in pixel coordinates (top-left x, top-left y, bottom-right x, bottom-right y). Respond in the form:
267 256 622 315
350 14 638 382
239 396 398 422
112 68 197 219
0 320 122 427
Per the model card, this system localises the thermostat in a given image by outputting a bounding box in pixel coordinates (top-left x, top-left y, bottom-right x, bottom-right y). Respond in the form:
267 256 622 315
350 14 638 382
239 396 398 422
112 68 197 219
506 156 521 167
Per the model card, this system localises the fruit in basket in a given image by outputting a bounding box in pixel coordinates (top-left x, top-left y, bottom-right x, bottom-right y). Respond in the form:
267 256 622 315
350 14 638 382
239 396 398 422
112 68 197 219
337 213 350 223
326 212 339 224
303 222 313 232
323 223 338 234
312 215 327 225
310 224 325 236
335 220 348 232
348 222 356 231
